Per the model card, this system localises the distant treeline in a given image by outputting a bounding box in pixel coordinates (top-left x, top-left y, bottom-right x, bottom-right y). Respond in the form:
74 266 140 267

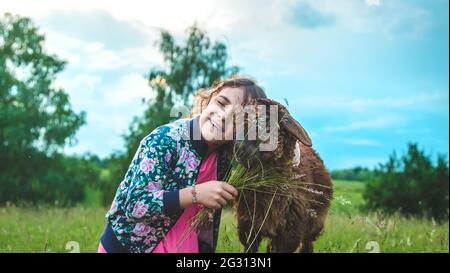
331 167 374 182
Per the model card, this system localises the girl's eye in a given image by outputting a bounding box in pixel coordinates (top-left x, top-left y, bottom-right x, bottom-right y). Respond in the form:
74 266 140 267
216 98 225 108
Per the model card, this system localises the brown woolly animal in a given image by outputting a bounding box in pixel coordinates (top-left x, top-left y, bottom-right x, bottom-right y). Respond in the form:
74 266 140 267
232 98 333 253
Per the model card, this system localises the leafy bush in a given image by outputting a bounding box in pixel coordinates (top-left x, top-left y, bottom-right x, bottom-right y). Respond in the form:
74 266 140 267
364 143 449 221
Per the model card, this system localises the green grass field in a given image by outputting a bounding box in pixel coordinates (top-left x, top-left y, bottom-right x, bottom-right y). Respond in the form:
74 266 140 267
0 180 448 253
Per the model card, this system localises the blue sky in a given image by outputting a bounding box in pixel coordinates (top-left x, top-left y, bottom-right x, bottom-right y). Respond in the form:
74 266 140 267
2 0 448 170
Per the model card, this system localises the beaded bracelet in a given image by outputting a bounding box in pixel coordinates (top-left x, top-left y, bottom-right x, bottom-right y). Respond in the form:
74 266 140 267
191 185 197 204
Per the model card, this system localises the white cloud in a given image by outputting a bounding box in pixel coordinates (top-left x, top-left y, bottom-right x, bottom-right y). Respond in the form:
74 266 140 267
1 0 436 77
295 91 449 113
343 138 381 146
323 115 404 132
20 13 163 73
84 41 104 53
88 112 130 133
304 0 433 38
41 30 84 66
84 48 127 71
54 73 103 111
58 73 102 93
103 73 154 106
1 0 223 33
343 91 449 111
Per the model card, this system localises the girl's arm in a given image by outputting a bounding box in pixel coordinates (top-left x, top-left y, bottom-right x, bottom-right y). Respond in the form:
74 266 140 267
123 125 238 223
123 126 181 222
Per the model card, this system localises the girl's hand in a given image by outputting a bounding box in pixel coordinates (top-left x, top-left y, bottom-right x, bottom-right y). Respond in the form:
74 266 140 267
179 181 238 209
196 181 238 209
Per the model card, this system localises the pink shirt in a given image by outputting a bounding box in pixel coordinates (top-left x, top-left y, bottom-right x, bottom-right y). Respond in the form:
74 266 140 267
151 151 217 253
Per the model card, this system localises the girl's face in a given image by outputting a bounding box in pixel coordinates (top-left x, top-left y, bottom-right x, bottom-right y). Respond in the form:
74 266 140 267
199 87 245 145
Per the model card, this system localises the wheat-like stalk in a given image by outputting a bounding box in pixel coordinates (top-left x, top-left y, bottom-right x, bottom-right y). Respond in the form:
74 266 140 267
175 157 294 250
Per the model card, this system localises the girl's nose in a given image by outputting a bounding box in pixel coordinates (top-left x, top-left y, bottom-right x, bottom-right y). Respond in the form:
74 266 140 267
214 111 224 122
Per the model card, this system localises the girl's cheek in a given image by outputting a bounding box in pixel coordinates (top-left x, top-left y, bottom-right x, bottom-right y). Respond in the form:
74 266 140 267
224 127 234 141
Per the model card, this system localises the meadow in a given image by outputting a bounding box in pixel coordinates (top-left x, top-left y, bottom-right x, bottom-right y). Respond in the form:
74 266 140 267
0 180 448 253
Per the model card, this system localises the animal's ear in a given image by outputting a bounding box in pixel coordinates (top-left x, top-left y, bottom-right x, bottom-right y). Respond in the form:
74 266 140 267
280 113 313 147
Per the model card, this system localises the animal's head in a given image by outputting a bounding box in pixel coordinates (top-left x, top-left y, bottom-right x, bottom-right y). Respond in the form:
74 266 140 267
233 98 312 167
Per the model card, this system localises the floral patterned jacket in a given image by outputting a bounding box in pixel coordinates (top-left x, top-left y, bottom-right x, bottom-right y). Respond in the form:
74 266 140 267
104 115 232 253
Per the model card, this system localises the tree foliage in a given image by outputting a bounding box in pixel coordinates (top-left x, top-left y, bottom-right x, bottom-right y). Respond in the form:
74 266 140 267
364 143 449 221
331 166 374 182
0 13 86 205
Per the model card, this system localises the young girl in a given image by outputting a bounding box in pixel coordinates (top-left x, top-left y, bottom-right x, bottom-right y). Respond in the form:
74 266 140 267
99 76 267 253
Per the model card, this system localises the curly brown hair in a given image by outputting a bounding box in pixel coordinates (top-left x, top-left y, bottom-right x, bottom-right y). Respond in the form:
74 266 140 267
190 75 267 117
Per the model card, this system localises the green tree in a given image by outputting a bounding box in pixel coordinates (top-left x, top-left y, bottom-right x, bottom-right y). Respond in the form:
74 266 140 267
103 25 239 204
364 143 449 221
331 166 374 182
0 13 86 204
